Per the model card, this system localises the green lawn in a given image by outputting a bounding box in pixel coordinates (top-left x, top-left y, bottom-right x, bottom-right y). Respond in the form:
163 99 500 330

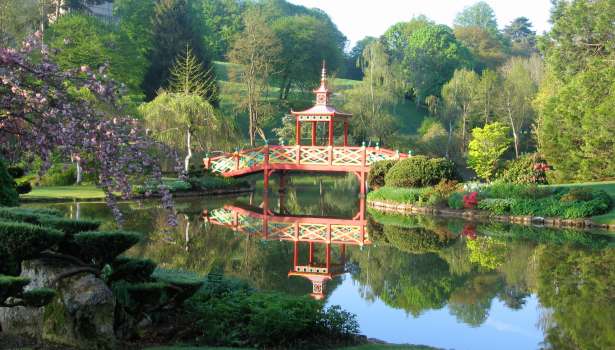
21 185 106 200
549 181 615 225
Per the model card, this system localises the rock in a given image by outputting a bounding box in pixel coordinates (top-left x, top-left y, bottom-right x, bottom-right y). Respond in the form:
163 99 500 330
43 273 116 350
0 259 116 350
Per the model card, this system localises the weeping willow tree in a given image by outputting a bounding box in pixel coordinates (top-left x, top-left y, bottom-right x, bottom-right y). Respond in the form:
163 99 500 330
140 47 235 171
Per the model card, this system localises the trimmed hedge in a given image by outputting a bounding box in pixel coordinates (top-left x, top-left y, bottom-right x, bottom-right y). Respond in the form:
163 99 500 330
367 160 397 189
109 257 157 282
384 156 455 188
20 288 56 307
62 231 142 265
0 207 100 235
0 158 19 207
0 220 64 274
0 275 30 302
188 175 248 191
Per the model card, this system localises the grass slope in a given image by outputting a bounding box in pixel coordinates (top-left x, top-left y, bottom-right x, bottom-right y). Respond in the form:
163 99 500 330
22 185 106 200
550 181 615 225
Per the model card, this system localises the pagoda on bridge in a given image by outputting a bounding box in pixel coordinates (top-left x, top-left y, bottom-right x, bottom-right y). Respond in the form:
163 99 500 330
291 63 352 147
288 242 346 300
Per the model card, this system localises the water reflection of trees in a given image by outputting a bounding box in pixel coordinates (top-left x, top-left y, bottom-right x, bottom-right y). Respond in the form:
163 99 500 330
350 215 614 344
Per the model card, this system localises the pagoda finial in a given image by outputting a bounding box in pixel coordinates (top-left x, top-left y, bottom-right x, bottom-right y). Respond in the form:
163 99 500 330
321 60 327 84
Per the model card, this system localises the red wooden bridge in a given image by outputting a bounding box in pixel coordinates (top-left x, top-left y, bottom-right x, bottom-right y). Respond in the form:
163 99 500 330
203 64 407 194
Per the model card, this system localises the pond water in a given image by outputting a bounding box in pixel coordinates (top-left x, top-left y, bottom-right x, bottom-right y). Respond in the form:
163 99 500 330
26 175 615 350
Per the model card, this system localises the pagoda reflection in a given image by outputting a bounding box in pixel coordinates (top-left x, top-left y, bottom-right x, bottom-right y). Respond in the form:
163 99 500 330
204 190 370 299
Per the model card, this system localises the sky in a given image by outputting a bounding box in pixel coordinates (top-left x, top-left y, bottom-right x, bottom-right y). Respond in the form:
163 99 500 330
288 0 553 48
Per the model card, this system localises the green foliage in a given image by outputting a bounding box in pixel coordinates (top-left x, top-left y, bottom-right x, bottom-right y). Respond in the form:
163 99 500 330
536 0 615 182
384 156 456 188
477 198 515 215
0 158 19 206
184 276 359 348
113 281 171 315
498 153 549 184
188 175 247 191
367 186 428 205
38 164 77 186
448 192 465 209
109 257 157 283
466 236 509 270
559 188 594 202
62 231 142 265
467 122 511 180
0 275 29 302
368 160 398 189
453 1 498 31
0 220 64 275
45 14 146 97
385 226 454 254
479 182 552 200
142 0 218 102
480 223 612 248
134 178 192 195
0 206 99 236
20 288 56 307
403 24 474 102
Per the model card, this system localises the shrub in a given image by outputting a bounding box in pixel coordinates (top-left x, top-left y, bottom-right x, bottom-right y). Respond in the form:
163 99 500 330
367 160 397 189
367 186 425 204
480 182 552 200
0 158 19 207
20 288 56 307
188 175 247 191
15 180 32 194
113 281 171 315
384 156 456 188
467 122 511 180
560 188 595 202
109 257 157 282
39 164 77 186
0 221 64 275
498 153 549 184
6 165 25 179
422 180 459 207
447 192 465 209
38 216 101 236
62 231 142 265
477 198 515 215
463 192 479 208
0 275 30 302
134 179 192 194
185 277 359 348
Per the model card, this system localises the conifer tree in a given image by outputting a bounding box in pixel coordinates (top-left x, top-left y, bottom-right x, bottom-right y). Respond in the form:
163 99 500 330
142 0 218 104
169 45 216 97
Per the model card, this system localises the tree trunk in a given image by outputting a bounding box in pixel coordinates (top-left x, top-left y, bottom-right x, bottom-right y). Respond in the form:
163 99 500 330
446 120 453 159
184 129 192 172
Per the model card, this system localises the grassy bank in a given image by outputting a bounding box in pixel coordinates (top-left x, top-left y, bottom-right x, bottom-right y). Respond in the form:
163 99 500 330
21 185 106 200
367 181 615 226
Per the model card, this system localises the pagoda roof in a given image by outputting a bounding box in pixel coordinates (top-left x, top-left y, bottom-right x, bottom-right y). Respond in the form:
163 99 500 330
291 104 352 118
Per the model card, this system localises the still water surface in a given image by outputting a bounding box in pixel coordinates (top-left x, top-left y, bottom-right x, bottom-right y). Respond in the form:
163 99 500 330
27 175 615 350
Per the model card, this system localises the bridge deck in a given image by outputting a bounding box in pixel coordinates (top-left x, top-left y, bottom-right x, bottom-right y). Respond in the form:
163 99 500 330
203 145 406 178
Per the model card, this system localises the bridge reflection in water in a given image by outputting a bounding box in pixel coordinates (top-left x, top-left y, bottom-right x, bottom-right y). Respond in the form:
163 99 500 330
204 192 370 300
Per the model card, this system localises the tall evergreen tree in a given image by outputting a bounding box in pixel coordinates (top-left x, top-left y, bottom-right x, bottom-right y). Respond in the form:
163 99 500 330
142 0 218 104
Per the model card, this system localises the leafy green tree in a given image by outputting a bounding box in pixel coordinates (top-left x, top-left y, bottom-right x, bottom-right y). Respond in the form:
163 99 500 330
498 57 538 158
467 122 511 180
343 36 376 80
454 26 509 71
140 92 220 172
113 0 157 56
142 0 218 103
228 7 282 146
45 14 147 97
535 0 614 182
403 24 474 103
272 14 345 99
201 0 246 59
441 68 480 156
453 1 498 31
343 41 400 143
381 16 433 62
504 17 537 56
0 0 40 47
476 69 499 124
466 236 510 269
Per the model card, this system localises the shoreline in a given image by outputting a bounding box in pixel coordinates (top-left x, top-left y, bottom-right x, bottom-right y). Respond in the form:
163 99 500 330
368 199 615 232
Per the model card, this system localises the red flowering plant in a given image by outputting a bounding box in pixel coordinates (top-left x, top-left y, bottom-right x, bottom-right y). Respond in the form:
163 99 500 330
463 192 479 209
0 33 181 225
